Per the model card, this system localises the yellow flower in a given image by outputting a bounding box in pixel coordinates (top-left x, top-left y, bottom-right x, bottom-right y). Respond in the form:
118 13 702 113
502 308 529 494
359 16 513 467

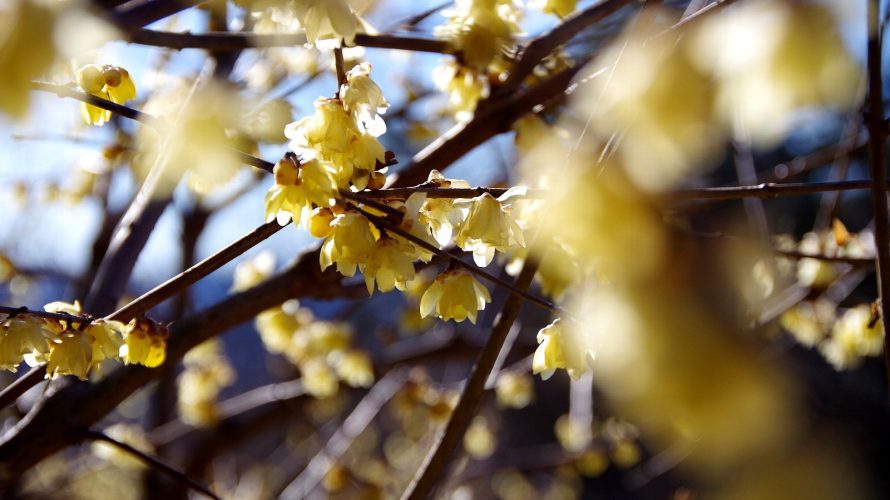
554 413 592 452
435 0 520 71
420 269 491 324
300 357 339 398
255 301 313 354
0 0 56 118
320 212 377 277
533 319 594 380
455 193 524 267
361 236 417 294
46 331 92 380
341 62 389 136
820 304 884 371
294 0 362 47
83 319 124 365
432 61 488 121
309 207 335 238
286 320 351 363
77 64 137 126
331 349 374 388
178 340 234 426
264 155 338 226
495 371 534 409
0 315 52 371
779 299 835 348
231 250 276 292
120 318 167 368
535 0 577 18
576 449 609 477
463 415 496 459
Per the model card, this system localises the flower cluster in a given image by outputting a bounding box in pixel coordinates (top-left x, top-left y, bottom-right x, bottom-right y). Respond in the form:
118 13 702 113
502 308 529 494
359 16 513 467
178 340 235 426
0 302 167 380
284 63 388 191
254 300 374 398
76 64 136 126
781 302 885 371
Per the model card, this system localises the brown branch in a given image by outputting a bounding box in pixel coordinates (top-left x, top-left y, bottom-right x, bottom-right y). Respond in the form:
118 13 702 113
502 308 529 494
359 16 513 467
0 306 92 324
85 430 221 500
107 220 286 321
865 0 890 398
774 249 875 267
127 29 452 53
495 0 634 95
0 367 45 411
668 180 875 202
0 251 358 485
334 46 347 93
400 255 540 499
108 0 206 33
280 369 410 497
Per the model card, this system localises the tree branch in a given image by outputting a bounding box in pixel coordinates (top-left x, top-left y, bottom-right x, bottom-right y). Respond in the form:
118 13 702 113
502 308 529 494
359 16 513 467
85 429 221 500
865 0 890 397
127 30 452 53
400 256 540 499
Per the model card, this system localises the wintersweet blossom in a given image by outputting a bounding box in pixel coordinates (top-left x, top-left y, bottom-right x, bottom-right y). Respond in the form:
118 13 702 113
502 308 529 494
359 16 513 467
120 318 168 368
77 64 137 126
264 155 338 226
533 319 594 380
340 62 389 136
535 0 577 18
455 193 525 266
361 236 417 294
420 269 491 324
320 212 377 277
293 0 363 48
0 316 52 371
46 331 92 380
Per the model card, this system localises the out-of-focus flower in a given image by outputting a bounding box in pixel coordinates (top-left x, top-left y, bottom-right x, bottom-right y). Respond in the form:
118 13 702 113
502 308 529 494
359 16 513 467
820 305 884 371
91 424 155 470
688 0 863 146
779 299 836 348
255 300 313 354
301 357 339 398
420 269 491 324
463 415 496 459
495 371 534 409
331 349 374 388
435 0 520 71
133 82 245 196
178 340 235 427
534 0 577 18
231 251 276 292
554 413 591 452
432 60 488 121
0 0 56 118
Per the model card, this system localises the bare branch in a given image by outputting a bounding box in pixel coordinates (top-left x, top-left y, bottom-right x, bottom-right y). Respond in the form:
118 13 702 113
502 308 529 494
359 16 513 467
85 429 221 500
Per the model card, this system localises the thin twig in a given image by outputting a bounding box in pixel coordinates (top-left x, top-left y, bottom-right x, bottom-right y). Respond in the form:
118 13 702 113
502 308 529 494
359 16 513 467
347 201 562 316
85 430 221 500
0 306 92 324
773 249 874 266
334 46 347 94
668 180 876 202
281 369 409 497
400 255 540 499
865 0 890 397
107 220 287 322
127 30 452 54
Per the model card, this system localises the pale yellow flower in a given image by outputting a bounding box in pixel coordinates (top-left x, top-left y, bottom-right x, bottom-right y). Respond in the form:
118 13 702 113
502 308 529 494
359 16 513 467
436 0 520 71
0 0 56 118
455 193 524 267
535 0 577 18
463 415 496 459
301 357 339 398
0 316 52 371
255 301 313 354
264 155 338 226
432 61 488 121
77 64 137 126
340 62 388 136
331 349 374 388
46 331 92 380
495 371 534 409
361 236 417 294
779 299 836 348
533 319 594 380
83 319 125 365
420 269 491 324
231 251 276 292
320 212 378 277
